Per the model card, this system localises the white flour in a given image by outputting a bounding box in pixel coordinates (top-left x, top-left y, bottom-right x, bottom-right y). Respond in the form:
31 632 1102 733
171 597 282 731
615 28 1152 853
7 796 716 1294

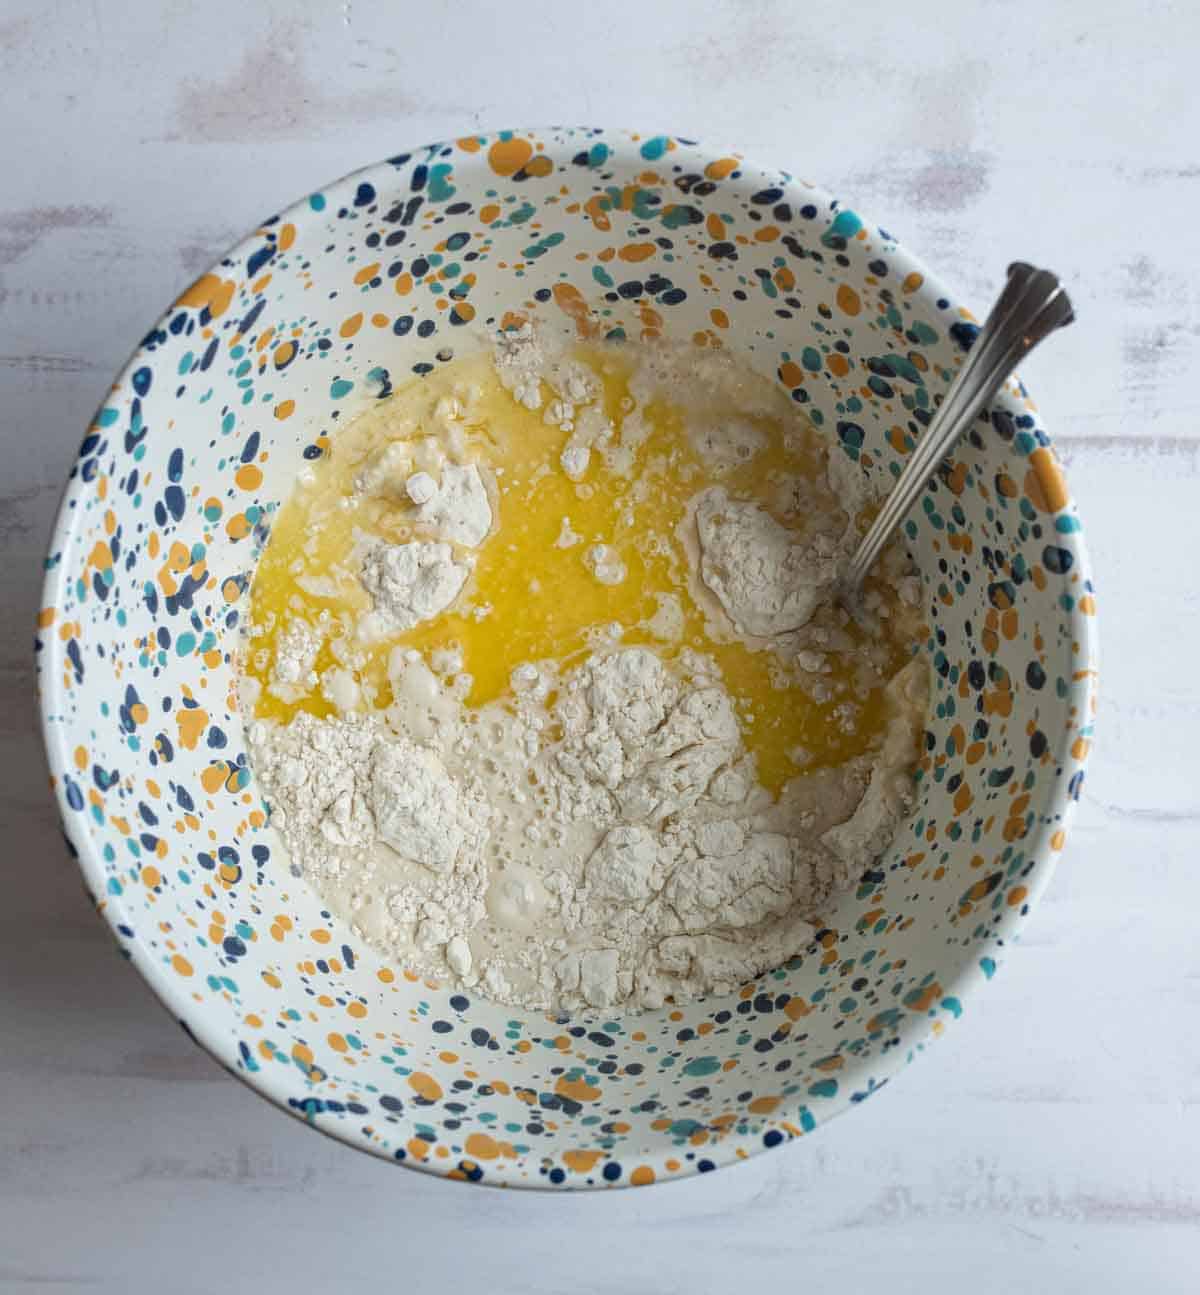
245 326 929 1013
693 487 844 636
358 540 469 638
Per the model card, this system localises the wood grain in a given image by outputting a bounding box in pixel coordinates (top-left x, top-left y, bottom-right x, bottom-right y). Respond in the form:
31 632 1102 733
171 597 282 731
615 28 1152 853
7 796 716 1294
2 0 1197 1288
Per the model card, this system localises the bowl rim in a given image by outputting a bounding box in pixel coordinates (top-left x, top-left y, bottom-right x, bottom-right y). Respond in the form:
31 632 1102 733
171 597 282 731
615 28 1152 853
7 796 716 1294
38 127 1098 1186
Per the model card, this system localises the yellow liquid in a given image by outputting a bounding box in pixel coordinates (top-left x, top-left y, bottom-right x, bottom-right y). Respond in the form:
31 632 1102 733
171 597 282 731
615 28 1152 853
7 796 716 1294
244 346 911 796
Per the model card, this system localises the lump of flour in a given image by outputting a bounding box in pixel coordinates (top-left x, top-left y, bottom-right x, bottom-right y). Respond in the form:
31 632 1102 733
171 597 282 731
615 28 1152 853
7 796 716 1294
693 487 844 636
371 737 469 873
414 462 492 548
268 619 322 703
358 539 469 638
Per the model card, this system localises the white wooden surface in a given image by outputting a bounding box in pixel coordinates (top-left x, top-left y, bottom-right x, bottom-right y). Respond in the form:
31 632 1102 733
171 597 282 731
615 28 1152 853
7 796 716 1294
2 1 1198 1289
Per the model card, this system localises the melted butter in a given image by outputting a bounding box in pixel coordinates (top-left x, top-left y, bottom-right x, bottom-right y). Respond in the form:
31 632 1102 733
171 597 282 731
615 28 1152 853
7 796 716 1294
244 345 912 796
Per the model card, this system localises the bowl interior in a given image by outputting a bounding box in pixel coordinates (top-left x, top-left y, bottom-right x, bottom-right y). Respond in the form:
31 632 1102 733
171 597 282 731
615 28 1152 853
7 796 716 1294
38 129 1095 1187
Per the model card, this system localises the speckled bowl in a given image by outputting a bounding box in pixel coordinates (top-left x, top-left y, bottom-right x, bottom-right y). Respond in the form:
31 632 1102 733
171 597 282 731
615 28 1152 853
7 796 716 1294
38 129 1096 1187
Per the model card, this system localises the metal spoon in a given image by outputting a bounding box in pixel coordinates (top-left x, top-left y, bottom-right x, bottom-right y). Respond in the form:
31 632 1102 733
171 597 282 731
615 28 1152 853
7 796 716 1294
840 261 1075 600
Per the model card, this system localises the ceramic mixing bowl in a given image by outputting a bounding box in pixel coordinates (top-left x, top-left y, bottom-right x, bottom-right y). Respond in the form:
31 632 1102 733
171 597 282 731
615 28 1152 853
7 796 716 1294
38 128 1096 1187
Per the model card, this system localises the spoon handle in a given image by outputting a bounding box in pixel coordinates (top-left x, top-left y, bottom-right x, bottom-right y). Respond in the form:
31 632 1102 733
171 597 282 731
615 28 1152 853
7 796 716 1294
841 261 1075 596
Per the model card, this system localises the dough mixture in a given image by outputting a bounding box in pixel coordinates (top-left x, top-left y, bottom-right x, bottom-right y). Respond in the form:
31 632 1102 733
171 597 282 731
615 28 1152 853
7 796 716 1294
240 325 928 1012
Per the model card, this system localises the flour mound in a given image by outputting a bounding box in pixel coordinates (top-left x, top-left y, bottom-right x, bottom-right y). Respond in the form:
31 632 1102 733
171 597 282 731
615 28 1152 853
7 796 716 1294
371 738 469 873
359 540 469 637
694 486 844 635
415 462 492 548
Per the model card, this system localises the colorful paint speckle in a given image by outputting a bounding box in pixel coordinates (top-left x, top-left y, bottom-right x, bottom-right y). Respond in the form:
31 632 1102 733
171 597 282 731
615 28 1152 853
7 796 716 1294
37 129 1096 1187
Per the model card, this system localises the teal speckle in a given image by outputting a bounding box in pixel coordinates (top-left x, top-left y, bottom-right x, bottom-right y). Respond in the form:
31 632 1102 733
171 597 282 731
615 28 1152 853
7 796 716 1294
175 632 196 656
639 135 670 160
1056 514 1082 533
587 142 610 168
522 232 565 260
309 193 326 211
822 208 863 247
681 1056 722 1078
96 407 119 428
980 957 997 979
808 1079 838 1099
330 378 354 400
427 163 455 202
801 346 822 371
592 265 614 289
502 201 536 227
941 996 963 1018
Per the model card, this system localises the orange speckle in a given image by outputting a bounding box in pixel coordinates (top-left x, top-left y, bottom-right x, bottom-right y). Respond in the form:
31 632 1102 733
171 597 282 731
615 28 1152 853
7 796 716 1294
705 212 726 241
171 955 193 977
394 272 413 296
278 222 296 251
465 1133 501 1160
618 242 656 263
479 203 501 224
73 745 87 770
327 1032 348 1052
836 284 862 316
273 340 297 369
488 136 534 177
140 865 161 888
630 1165 656 1187
340 312 364 338
1007 885 1028 908
408 1072 443 1101
779 360 804 387
176 706 208 751
753 225 780 243
902 272 924 294
748 1095 781 1114
346 1001 367 1020
563 1149 603 1172
704 156 739 180
555 1076 600 1103
235 464 263 491
37 607 56 629
274 399 295 421
176 273 236 319
828 352 850 377
551 282 595 338
710 308 729 329
1026 448 1069 513
377 967 395 984
199 765 226 794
